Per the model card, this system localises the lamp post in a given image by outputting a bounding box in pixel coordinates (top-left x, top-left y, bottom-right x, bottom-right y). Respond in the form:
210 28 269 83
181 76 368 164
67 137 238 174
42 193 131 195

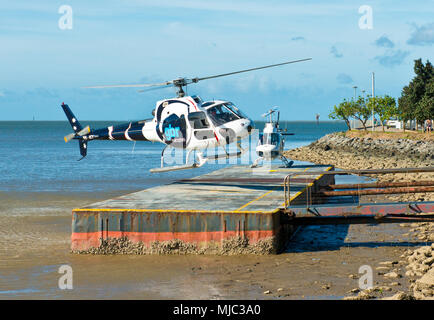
352 86 358 129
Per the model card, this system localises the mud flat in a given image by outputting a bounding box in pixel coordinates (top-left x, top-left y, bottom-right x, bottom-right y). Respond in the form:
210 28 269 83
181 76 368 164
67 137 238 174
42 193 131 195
0 188 431 300
284 132 434 300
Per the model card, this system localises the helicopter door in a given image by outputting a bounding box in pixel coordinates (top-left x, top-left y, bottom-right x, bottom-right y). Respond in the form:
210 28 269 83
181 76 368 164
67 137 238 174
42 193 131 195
188 112 214 140
162 114 188 148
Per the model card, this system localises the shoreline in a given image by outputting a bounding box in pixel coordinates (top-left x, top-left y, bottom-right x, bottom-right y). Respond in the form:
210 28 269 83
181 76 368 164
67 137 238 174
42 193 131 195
284 131 434 300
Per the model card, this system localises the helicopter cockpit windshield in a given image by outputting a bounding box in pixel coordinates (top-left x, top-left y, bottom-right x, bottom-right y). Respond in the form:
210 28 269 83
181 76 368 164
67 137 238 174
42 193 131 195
206 103 246 126
259 133 279 146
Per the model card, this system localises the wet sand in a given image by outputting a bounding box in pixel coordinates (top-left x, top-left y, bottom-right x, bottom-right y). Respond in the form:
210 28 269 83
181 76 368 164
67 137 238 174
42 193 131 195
1 188 430 299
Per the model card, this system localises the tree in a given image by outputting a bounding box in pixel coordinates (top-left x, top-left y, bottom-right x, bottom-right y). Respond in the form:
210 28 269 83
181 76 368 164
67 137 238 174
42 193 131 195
416 80 434 123
398 59 434 128
352 96 371 131
371 95 398 131
329 99 354 130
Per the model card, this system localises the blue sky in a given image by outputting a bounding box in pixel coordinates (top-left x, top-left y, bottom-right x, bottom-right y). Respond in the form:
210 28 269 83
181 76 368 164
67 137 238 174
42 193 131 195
0 0 433 120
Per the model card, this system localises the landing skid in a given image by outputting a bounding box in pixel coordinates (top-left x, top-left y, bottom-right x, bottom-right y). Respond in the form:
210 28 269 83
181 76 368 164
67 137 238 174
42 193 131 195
150 147 207 173
150 163 202 173
150 143 245 173
251 156 294 168
279 156 294 168
250 157 264 168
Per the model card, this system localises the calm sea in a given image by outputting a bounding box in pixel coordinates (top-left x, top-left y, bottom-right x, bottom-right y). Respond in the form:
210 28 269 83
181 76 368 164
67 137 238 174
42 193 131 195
0 120 346 194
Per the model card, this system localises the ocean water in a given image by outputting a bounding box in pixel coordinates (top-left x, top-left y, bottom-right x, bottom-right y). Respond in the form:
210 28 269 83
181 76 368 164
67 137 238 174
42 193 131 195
0 120 347 194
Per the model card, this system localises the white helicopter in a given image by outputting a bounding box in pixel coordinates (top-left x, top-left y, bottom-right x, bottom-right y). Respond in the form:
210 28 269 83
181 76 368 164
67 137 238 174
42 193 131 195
62 58 311 172
251 107 294 168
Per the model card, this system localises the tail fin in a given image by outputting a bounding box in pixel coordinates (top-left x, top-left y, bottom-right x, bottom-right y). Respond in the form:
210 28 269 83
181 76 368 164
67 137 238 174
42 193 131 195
61 102 83 132
61 102 90 160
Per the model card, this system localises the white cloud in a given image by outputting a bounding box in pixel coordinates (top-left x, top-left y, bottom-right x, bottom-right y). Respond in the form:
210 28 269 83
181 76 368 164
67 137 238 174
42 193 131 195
374 50 410 68
375 35 395 48
330 45 343 58
407 23 434 46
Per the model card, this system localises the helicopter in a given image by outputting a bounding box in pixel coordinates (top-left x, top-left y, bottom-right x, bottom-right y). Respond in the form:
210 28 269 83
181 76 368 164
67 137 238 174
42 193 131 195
251 107 295 168
61 58 311 173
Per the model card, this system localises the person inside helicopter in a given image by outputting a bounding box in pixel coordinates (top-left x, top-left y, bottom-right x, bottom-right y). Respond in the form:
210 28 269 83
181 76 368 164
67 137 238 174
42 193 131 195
206 103 246 126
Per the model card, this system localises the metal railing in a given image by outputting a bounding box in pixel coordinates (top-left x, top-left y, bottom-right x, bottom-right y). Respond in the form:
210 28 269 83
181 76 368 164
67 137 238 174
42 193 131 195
283 166 434 211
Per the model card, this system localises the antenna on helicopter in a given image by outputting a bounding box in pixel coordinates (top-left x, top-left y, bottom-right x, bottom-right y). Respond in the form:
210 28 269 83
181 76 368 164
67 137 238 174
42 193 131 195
83 58 312 97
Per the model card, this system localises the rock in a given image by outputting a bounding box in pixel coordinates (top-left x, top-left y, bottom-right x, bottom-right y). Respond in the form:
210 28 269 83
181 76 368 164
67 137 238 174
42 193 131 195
421 289 434 296
355 291 375 300
263 290 271 295
377 286 392 292
423 257 433 266
343 290 374 300
415 268 434 291
376 266 390 271
342 296 358 300
389 282 401 286
379 261 398 266
382 292 414 300
277 288 284 292
405 270 416 277
384 271 401 279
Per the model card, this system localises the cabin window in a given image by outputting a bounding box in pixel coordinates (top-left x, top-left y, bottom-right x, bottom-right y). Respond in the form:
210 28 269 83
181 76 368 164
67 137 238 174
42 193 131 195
259 133 279 145
194 130 214 140
191 95 203 104
188 111 210 129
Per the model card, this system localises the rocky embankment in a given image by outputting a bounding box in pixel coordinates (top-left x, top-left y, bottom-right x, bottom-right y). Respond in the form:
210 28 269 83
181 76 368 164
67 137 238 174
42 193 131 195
283 132 434 300
307 132 434 161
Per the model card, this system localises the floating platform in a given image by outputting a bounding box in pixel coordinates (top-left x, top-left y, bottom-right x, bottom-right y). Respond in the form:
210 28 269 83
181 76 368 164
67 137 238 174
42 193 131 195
71 164 335 254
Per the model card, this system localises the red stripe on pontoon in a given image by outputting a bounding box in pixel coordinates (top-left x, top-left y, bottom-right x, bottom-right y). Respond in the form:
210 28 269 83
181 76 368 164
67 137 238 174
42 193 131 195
71 230 274 251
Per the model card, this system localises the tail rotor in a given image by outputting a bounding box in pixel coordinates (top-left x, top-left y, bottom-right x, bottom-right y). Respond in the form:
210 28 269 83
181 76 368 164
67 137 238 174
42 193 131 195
61 102 91 160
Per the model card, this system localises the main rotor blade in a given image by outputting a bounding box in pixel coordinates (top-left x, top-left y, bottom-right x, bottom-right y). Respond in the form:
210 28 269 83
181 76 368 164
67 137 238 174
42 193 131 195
261 107 278 118
82 81 172 89
137 85 174 93
195 58 312 82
